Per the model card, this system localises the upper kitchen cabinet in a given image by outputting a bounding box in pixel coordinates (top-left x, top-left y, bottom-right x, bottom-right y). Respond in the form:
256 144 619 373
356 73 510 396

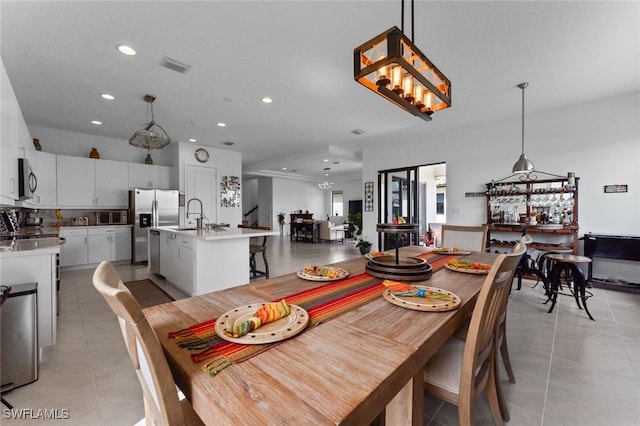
1 58 31 205
57 155 129 208
128 163 173 189
23 151 57 208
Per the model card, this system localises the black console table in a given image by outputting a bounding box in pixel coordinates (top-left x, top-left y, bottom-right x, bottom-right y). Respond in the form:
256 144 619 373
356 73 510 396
583 233 640 291
289 213 318 243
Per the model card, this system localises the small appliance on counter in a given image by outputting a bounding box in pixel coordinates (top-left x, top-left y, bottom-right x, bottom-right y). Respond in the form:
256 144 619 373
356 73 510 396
24 210 43 227
96 210 128 225
70 217 89 226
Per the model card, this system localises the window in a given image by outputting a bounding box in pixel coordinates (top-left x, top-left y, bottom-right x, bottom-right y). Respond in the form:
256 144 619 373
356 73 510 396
436 192 445 215
331 190 344 216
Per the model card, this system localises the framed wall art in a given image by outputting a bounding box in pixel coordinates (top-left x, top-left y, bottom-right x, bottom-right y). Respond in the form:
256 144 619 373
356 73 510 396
364 181 374 212
220 175 241 207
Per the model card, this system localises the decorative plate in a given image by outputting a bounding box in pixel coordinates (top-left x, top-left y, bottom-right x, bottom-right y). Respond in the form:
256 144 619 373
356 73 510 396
444 263 491 274
215 303 309 344
433 248 472 255
382 285 461 312
296 266 349 281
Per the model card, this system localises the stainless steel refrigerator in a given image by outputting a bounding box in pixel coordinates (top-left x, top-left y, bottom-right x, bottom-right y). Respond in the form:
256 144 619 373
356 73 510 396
130 189 179 264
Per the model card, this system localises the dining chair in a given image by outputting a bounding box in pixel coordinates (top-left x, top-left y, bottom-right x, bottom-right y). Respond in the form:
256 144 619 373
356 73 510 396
244 225 271 280
492 237 529 419
423 244 524 426
441 224 488 252
92 261 203 426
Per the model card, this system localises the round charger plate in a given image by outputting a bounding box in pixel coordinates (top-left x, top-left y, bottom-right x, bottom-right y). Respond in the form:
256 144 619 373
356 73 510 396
297 266 349 281
444 263 491 274
215 303 309 344
382 285 461 312
433 248 472 255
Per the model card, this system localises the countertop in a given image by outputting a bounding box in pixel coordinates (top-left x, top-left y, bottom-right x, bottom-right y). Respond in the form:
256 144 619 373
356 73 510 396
153 226 278 241
0 237 61 258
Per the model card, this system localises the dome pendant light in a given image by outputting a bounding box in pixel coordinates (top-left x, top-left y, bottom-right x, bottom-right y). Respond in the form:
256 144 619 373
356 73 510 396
512 82 535 174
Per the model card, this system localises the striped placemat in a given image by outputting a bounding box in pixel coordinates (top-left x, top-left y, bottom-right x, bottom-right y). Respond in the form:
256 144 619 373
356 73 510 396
169 252 461 376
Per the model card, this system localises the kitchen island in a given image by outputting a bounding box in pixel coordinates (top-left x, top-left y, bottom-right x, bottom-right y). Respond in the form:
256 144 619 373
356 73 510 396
0 237 60 348
150 226 277 296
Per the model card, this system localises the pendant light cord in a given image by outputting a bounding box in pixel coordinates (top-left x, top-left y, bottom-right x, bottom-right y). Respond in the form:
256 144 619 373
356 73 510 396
518 82 529 155
400 0 415 42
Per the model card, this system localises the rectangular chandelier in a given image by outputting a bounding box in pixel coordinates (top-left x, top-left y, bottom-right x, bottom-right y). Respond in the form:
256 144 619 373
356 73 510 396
354 26 451 121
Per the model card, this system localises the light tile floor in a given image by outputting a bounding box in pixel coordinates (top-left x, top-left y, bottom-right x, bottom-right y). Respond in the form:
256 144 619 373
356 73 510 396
3 237 639 425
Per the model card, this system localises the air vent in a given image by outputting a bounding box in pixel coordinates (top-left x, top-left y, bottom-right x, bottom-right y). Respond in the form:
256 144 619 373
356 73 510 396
223 141 234 146
350 128 366 135
160 57 192 74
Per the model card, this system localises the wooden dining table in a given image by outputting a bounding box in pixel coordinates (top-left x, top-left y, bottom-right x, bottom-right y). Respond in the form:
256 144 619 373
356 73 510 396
144 246 497 425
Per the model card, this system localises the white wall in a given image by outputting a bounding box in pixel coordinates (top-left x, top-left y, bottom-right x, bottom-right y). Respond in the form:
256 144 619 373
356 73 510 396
177 142 242 227
322 178 362 220
28 125 175 167
272 178 325 234
362 92 640 251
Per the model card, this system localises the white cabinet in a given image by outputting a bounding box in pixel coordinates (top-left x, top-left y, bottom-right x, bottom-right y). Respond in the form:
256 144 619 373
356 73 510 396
57 155 129 208
95 160 129 206
113 228 131 261
87 227 131 263
0 60 29 205
159 232 194 295
24 151 57 207
1 252 58 348
61 226 130 268
57 156 96 206
160 232 178 281
60 227 88 267
128 163 173 189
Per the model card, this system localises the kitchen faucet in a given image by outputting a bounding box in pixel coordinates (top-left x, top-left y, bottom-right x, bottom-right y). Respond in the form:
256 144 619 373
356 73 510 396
186 198 204 228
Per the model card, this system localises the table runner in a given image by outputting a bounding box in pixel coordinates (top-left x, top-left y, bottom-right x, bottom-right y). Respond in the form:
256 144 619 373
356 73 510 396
169 252 459 376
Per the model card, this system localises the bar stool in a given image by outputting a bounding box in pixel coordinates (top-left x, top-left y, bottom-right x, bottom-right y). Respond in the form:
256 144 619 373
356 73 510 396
546 253 594 320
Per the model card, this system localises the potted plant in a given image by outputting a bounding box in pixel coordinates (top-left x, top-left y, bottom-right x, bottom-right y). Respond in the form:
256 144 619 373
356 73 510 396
277 212 286 235
356 237 372 255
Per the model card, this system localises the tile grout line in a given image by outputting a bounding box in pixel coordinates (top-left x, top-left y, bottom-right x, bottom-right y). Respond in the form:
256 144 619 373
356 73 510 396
540 297 559 426
601 289 640 384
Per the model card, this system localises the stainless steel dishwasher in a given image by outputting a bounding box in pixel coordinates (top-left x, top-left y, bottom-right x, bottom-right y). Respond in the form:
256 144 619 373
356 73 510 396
149 230 161 275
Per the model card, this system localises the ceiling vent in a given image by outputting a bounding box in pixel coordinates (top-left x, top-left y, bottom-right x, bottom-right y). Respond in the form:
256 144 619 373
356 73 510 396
350 128 366 135
160 57 192 74
223 141 235 146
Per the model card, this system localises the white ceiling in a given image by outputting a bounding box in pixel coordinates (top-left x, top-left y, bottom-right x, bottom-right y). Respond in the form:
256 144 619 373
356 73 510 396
1 1 638 181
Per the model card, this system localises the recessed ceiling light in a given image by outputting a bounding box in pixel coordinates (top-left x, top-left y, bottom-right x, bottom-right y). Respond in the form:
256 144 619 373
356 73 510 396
100 93 115 100
188 138 197 143
91 120 102 125
261 97 273 103
117 45 136 56
325 173 329 177
217 122 226 127
323 159 329 162
282 167 287 171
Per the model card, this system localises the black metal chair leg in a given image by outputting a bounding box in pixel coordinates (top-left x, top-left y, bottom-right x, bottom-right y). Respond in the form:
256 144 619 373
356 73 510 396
261 251 269 279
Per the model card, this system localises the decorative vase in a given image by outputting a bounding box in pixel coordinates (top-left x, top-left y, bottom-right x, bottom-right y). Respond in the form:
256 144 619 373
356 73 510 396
89 147 100 159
